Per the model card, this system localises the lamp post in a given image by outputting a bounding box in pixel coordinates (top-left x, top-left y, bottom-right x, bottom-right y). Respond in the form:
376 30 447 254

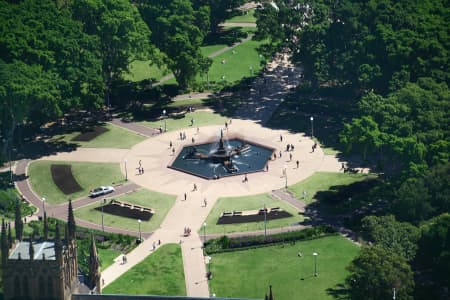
42 197 46 217
263 204 267 240
101 198 106 232
138 219 142 242
283 165 288 188
310 116 314 138
124 159 128 181
203 222 207 244
162 109 167 132
393 288 396 300
313 252 318 276
249 66 253 76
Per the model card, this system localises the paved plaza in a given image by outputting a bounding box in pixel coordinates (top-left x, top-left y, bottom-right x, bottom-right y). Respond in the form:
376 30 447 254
14 52 345 298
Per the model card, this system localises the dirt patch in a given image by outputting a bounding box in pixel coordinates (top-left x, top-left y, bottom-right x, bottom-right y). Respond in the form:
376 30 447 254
51 164 83 195
72 126 109 142
95 203 153 221
217 210 292 225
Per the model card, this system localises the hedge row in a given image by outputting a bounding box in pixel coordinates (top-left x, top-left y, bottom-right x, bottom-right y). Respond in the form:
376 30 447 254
204 225 337 254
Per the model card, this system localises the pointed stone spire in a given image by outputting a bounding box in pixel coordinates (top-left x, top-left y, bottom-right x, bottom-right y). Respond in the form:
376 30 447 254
67 199 76 240
14 199 23 241
88 233 101 292
64 224 69 246
29 234 34 260
269 285 274 300
55 223 62 262
1 219 8 266
43 212 49 240
7 222 12 249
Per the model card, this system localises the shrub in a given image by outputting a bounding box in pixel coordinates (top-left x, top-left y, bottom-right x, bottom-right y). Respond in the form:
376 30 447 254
204 225 336 254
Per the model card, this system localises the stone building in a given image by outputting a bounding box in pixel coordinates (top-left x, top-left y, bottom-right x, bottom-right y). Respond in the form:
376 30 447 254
1 200 79 300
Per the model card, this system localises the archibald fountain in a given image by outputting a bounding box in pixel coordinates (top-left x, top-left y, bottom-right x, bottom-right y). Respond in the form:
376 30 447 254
170 130 274 179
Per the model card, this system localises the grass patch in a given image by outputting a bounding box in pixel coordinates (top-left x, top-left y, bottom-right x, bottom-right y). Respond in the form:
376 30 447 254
209 235 359 300
288 172 374 204
50 123 145 149
167 98 207 108
226 9 256 23
123 60 168 82
103 244 186 296
28 161 124 205
204 193 303 234
201 39 266 84
98 247 121 271
75 189 176 232
201 44 228 57
141 110 227 132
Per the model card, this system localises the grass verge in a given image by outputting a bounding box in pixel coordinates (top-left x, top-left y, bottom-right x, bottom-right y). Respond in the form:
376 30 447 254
141 110 227 132
203 193 303 234
288 172 374 204
103 244 186 296
50 123 145 149
74 189 176 232
28 161 124 205
209 235 359 300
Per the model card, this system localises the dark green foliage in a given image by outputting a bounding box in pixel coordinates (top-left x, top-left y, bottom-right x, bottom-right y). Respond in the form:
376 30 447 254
361 215 420 261
416 214 450 294
346 246 415 300
136 0 210 90
204 225 336 254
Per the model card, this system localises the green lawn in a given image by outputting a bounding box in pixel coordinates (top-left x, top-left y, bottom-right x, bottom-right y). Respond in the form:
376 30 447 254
226 9 256 23
141 110 227 132
51 123 146 149
201 44 228 57
209 235 359 300
75 189 176 232
103 244 186 296
203 193 303 234
123 60 168 82
28 161 124 205
288 172 374 204
98 248 121 271
201 39 266 84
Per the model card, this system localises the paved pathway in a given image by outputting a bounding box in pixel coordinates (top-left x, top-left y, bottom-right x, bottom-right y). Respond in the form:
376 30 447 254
109 118 159 137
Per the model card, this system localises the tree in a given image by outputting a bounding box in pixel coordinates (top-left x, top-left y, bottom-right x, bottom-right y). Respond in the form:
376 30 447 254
137 0 210 90
361 215 420 261
72 0 153 107
416 214 450 298
192 0 244 33
346 246 414 300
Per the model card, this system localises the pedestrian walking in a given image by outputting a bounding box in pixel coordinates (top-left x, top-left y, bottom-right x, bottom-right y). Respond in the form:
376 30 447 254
139 160 142 167
158 239 161 246
204 198 207 207
266 164 269 172
184 193 187 201
197 127 200 134
279 151 282 158
289 153 293 161
273 153 277 160
192 137 195 143
180 132 183 140
193 183 197 191
169 141 173 148
243 174 248 183
291 144 294 151
152 241 156 251
172 147 175 155
280 134 283 142
296 160 299 169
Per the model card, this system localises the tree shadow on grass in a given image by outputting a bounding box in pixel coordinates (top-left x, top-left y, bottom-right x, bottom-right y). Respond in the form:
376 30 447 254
327 283 350 300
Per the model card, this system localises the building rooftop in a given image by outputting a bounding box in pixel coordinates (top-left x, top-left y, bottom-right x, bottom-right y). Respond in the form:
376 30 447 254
9 241 56 260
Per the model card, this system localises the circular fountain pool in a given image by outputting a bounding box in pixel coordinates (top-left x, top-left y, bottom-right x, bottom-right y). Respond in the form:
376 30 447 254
169 138 274 179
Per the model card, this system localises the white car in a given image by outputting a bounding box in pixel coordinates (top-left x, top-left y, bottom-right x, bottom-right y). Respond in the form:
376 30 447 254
90 186 115 197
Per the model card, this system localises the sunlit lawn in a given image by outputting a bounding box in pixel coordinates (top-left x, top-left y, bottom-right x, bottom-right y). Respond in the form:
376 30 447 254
123 60 168 82
75 188 176 232
98 248 121 271
51 123 145 149
103 244 186 296
28 161 124 205
203 193 303 234
226 9 256 23
141 110 227 132
202 44 228 57
203 39 266 83
288 172 374 204
209 235 359 300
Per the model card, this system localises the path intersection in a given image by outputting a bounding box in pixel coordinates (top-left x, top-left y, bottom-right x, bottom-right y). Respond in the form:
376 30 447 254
15 52 344 298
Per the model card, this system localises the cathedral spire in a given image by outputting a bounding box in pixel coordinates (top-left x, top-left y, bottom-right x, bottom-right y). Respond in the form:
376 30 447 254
29 234 34 260
67 199 76 240
1 219 8 266
55 223 62 262
88 233 101 293
7 223 12 249
43 212 49 240
14 199 23 241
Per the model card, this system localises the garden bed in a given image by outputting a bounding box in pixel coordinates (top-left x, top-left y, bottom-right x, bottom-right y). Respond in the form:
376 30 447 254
217 208 292 224
50 164 83 194
95 199 154 221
